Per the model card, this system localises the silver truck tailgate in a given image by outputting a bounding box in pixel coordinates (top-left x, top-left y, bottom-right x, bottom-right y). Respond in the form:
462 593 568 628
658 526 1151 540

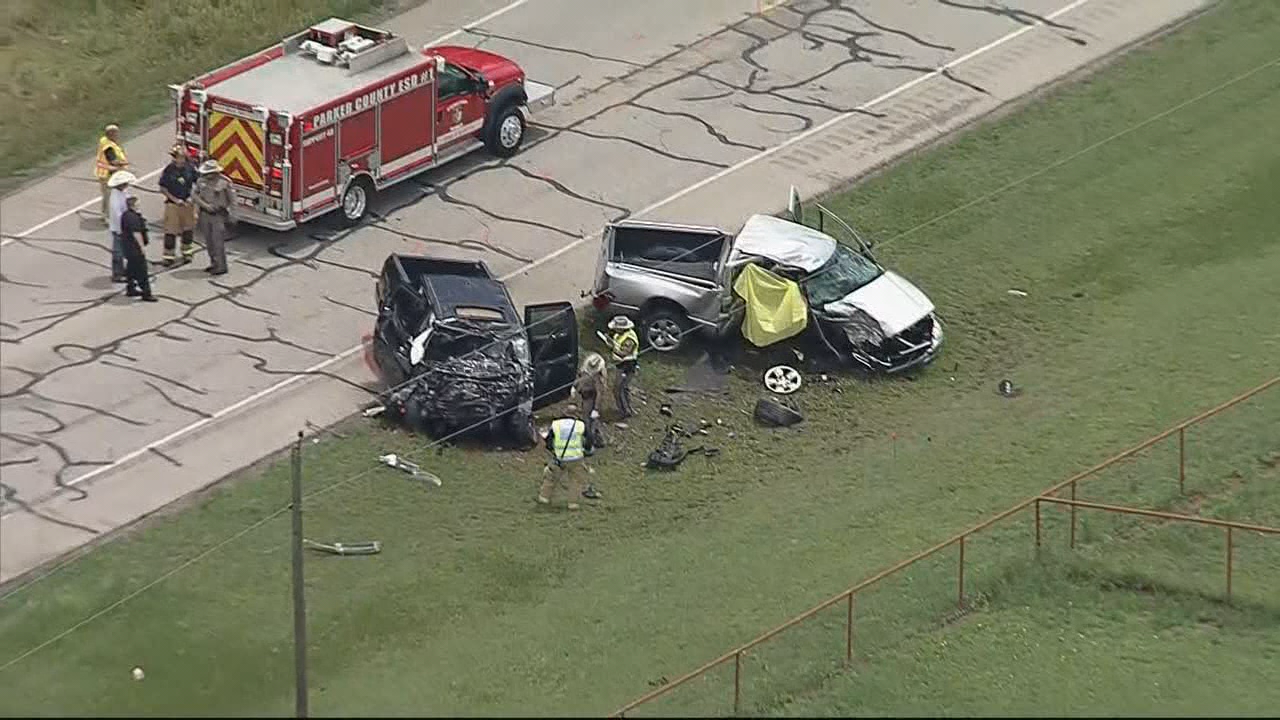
524 79 556 114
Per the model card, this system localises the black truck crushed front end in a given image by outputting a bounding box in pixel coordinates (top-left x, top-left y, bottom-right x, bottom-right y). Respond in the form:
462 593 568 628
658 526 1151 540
381 322 536 442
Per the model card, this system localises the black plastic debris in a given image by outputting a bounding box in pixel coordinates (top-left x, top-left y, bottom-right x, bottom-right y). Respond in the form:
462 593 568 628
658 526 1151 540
754 397 804 428
646 425 689 471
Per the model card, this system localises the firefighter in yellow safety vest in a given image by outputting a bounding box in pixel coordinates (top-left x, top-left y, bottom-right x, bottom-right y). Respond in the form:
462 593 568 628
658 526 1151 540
95 124 130 223
606 316 640 418
538 415 595 510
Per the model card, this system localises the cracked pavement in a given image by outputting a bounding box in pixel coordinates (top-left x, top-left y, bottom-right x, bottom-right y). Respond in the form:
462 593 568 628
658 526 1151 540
0 0 1206 582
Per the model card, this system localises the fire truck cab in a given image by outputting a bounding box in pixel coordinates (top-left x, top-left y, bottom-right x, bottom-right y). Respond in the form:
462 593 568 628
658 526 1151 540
169 18 555 230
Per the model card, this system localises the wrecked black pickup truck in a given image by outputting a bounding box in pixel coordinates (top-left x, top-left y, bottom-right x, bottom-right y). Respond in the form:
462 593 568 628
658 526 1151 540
370 254 579 446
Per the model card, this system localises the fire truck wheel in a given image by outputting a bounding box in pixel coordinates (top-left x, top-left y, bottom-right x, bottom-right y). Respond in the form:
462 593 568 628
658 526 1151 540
487 105 525 158
339 177 374 227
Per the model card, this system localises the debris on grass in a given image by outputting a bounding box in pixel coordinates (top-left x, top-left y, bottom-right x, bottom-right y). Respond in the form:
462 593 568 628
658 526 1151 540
304 539 383 556
754 397 804 427
378 453 443 486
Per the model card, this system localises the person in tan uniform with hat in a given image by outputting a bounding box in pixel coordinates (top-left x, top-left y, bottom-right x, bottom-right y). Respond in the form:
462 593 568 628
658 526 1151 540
193 159 233 276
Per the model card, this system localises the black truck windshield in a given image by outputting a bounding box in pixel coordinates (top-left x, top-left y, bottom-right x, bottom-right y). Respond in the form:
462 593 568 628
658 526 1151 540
803 244 882 306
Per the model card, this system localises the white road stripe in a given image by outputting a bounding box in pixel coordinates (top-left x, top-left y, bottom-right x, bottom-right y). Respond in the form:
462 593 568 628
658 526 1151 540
0 0 533 249
21 0 1092 496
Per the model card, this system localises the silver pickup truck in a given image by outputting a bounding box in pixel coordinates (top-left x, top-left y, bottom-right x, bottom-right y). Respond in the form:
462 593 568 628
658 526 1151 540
590 193 944 374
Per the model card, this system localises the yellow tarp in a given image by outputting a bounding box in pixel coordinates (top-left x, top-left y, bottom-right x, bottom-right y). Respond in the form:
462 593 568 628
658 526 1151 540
732 263 808 347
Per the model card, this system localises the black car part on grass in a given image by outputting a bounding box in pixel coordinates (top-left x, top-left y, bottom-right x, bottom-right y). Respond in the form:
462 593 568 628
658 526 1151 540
647 424 689 470
754 397 804 427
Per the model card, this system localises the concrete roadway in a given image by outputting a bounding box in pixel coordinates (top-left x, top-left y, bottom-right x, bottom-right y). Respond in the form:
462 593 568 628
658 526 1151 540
0 0 1205 583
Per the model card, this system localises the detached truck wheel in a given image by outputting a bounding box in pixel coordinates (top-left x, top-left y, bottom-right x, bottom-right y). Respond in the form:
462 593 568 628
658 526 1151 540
486 105 526 158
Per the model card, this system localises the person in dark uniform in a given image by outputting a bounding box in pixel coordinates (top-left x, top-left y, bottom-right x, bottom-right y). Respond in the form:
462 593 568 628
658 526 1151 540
120 195 156 302
158 145 199 266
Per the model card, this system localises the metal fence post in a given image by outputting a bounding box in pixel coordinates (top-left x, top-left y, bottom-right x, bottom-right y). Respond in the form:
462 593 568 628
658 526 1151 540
957 536 966 609
290 432 309 719
1178 427 1186 495
733 651 742 716
1069 480 1078 549
1225 527 1234 603
845 592 855 665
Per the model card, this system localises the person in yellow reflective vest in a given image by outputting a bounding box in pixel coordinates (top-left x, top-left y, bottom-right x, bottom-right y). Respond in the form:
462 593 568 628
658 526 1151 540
95 124 130 223
538 414 594 510
606 315 640 418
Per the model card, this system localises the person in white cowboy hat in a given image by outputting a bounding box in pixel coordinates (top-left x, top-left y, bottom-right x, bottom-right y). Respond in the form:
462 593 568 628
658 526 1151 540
574 352 610 444
572 352 609 500
605 315 640 418
106 169 138 282
193 159 233 276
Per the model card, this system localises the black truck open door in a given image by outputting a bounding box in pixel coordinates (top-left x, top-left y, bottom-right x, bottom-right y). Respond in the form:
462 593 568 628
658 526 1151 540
525 302 578 408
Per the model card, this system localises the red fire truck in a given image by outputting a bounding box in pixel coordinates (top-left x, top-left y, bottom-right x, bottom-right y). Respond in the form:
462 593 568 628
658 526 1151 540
169 18 555 230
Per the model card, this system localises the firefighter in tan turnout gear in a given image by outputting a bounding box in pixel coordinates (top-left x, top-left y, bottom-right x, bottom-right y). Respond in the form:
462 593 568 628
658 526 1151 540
605 316 640 418
95 124 129 223
159 145 199 265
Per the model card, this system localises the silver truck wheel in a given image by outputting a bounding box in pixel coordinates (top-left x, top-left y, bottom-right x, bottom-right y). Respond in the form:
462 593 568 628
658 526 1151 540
499 114 523 149
340 179 371 226
641 307 689 353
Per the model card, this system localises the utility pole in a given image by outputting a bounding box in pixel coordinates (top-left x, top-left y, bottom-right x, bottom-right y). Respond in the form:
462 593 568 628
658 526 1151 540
290 431 309 718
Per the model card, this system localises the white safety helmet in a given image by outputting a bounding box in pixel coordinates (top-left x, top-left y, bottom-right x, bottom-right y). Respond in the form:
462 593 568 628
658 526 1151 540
106 170 136 188
608 315 634 332
198 159 223 175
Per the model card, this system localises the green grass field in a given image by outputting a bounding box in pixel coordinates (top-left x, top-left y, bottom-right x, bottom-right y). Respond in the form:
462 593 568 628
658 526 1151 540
1 0 1278 715
774 450 1280 717
0 0 398 188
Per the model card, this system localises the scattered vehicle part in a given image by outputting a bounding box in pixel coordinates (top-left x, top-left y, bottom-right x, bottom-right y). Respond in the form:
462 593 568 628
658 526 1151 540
378 453 443 486
1007 289 1028 297
582 485 602 500
591 191 942 372
998 379 1022 398
646 425 689 470
132 667 145 681
763 365 803 395
169 18 554 231
371 254 578 446
362 404 386 418
304 539 383 556
659 403 674 417
754 397 804 427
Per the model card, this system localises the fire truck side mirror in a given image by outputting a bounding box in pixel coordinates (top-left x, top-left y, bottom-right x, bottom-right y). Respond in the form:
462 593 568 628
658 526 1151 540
433 55 445 73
